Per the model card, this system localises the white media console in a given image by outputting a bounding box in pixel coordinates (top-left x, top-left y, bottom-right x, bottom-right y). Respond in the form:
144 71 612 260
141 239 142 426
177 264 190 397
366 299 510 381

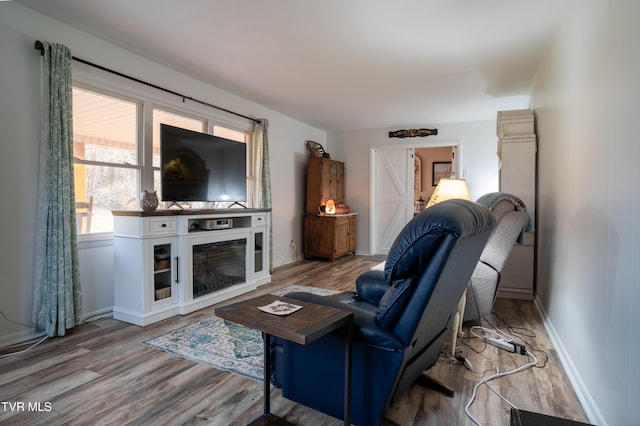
112 208 271 326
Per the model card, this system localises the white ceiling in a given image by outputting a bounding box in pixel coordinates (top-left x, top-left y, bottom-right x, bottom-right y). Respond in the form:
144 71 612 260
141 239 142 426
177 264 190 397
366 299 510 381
18 0 572 131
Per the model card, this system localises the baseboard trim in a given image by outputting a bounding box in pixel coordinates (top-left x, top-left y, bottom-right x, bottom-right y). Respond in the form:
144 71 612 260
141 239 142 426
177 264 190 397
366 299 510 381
497 287 533 300
532 296 607 426
81 307 113 323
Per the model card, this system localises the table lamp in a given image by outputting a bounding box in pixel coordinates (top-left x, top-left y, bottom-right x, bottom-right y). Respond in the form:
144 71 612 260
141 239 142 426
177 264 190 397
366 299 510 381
426 178 471 208
325 199 336 214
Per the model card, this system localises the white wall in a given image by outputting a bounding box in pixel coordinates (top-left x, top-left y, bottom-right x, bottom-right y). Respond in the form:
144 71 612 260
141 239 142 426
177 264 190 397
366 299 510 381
328 119 501 254
0 3 325 345
530 1 639 425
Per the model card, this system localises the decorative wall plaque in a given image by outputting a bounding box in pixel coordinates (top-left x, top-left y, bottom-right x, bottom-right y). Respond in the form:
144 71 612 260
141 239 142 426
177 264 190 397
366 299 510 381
389 128 438 138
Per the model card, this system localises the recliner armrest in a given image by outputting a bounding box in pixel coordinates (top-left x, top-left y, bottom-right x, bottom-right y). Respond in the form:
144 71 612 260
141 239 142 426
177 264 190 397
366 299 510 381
356 270 389 305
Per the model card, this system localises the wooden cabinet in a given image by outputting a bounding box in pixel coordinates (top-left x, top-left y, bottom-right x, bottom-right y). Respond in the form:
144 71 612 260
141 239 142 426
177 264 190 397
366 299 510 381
306 157 345 214
304 214 357 262
304 157 356 260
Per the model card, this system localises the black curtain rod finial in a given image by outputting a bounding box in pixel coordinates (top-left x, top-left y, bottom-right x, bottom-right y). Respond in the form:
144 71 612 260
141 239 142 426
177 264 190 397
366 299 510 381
34 40 45 55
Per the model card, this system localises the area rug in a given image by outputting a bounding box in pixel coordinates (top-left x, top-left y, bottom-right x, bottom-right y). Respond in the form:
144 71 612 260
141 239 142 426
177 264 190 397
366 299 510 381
142 285 338 381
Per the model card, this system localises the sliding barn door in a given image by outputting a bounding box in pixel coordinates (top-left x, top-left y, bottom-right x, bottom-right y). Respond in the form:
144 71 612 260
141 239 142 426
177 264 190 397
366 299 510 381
370 148 414 255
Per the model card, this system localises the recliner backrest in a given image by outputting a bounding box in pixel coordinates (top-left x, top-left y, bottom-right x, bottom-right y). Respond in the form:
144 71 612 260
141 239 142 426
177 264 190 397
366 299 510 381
378 199 495 345
376 229 452 331
479 200 527 271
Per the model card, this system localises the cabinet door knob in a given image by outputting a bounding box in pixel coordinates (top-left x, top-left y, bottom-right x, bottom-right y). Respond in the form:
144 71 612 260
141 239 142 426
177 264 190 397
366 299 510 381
161 223 167 228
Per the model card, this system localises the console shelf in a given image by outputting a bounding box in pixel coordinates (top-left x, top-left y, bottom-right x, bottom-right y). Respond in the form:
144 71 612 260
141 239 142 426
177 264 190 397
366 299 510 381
112 208 271 326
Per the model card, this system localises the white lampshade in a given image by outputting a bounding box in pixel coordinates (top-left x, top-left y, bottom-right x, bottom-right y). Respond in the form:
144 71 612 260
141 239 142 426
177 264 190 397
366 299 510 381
426 178 471 208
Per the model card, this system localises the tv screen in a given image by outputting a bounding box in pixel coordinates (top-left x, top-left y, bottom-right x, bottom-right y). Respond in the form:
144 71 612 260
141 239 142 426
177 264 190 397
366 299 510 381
160 124 247 203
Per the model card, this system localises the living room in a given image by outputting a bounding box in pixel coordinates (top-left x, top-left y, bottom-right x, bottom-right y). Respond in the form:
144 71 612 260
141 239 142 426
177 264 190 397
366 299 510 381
1 1 638 426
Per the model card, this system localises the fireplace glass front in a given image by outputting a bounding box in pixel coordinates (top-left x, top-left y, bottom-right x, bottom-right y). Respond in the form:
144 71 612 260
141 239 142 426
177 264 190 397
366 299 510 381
192 238 246 298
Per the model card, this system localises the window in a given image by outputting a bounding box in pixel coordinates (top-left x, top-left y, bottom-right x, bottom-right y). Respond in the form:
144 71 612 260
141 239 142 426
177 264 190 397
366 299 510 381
72 85 251 235
73 87 139 234
213 125 247 143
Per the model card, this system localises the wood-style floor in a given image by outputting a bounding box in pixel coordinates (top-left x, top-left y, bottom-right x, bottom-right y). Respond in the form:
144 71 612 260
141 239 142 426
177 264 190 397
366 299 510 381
0 256 589 425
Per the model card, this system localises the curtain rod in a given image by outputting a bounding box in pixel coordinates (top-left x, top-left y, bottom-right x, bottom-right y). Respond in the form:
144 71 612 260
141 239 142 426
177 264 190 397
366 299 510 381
34 40 260 124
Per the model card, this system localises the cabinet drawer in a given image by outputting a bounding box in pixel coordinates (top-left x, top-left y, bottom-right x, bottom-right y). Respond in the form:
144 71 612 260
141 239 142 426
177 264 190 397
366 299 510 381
146 217 177 236
253 213 268 227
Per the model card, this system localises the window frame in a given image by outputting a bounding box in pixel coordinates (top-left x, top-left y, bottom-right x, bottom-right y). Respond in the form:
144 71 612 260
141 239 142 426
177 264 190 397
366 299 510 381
72 66 253 240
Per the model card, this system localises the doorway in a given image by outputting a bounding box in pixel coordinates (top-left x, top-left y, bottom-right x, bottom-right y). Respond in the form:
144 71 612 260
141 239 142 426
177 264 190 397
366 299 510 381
370 141 460 255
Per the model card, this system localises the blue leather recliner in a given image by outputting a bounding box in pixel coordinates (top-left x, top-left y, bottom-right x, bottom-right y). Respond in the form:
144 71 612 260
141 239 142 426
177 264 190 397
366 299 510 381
271 199 495 425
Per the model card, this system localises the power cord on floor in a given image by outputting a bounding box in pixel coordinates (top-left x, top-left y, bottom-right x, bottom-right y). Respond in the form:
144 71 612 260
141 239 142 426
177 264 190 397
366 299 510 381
81 310 113 324
469 324 514 342
454 353 498 378
1 306 116 357
456 309 550 426
449 292 553 426
0 309 48 358
487 312 549 369
1 303 119 357
0 335 48 358
0 310 33 328
464 350 538 426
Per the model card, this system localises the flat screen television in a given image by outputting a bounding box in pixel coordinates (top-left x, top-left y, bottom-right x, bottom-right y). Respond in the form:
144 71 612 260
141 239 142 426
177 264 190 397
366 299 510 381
160 124 247 204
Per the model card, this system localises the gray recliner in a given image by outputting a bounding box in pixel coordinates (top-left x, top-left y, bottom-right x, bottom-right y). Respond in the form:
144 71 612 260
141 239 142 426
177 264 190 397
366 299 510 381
463 196 528 321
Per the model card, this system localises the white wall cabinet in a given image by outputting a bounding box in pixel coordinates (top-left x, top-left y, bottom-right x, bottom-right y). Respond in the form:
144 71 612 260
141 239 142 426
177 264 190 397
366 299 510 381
112 209 271 326
497 110 536 300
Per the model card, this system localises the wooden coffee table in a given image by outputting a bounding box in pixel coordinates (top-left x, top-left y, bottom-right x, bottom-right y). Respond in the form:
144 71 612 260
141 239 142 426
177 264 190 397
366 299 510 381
216 293 353 426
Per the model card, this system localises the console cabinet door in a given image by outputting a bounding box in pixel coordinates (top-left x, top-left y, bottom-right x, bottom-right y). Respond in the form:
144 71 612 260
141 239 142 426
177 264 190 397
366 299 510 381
252 214 270 284
348 215 357 253
304 215 356 262
334 217 351 258
113 235 178 326
304 215 334 261
151 238 178 304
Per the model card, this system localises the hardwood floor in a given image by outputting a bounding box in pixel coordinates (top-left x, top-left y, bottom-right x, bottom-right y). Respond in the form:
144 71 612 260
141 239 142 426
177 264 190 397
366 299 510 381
0 256 589 425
